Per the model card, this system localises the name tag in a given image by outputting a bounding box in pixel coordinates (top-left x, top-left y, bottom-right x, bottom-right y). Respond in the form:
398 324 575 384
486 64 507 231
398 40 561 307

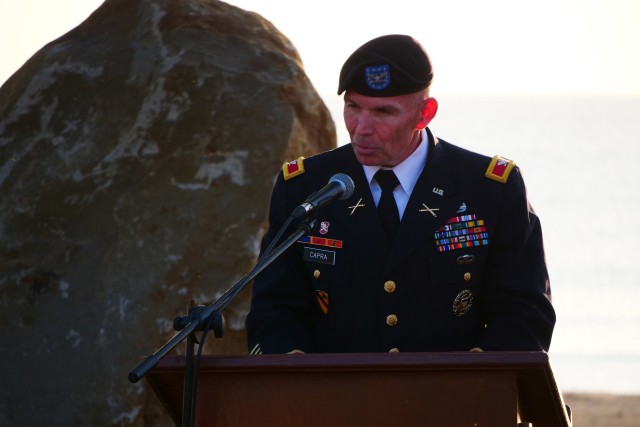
303 247 336 265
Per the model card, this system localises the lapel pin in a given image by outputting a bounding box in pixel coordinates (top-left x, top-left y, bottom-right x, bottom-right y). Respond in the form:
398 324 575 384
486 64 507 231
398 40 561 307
348 197 365 215
420 203 439 218
456 203 467 214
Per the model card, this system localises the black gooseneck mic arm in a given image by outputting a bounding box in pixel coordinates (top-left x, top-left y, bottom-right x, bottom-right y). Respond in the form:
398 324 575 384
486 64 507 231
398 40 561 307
128 172 354 427
128 215 316 427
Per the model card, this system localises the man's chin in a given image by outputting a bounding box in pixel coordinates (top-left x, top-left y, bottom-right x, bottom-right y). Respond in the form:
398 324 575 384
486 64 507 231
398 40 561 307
351 145 381 166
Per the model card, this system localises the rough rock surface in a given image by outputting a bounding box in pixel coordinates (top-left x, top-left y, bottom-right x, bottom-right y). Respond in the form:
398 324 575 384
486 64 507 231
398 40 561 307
0 0 335 425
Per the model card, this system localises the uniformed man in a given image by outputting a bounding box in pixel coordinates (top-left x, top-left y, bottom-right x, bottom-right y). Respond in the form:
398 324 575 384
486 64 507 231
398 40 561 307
246 34 555 355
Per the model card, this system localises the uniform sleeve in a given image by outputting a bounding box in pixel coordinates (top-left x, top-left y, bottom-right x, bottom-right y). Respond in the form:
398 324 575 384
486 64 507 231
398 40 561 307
478 168 556 351
245 173 315 354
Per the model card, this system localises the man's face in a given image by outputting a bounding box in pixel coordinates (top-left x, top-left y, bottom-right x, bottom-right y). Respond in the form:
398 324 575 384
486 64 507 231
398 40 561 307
343 91 425 168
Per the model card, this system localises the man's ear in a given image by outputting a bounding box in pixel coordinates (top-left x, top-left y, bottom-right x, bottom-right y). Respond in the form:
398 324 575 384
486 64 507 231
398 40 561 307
416 97 438 130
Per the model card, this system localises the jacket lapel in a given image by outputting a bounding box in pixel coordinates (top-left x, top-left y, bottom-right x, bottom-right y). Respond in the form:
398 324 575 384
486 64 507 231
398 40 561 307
324 147 389 259
387 135 463 270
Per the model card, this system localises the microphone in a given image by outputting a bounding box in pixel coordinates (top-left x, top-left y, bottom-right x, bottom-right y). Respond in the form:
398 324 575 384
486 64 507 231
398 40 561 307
291 173 355 221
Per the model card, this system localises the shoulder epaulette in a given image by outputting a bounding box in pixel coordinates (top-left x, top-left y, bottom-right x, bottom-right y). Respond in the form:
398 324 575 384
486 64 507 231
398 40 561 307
485 155 516 183
282 156 306 180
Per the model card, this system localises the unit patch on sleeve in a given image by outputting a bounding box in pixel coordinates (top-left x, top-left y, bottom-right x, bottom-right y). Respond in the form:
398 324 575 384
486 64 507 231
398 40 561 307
282 156 306 180
485 155 516 183
315 290 330 315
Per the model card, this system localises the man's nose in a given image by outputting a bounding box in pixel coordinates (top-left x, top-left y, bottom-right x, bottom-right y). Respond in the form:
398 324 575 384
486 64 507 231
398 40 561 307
355 112 374 135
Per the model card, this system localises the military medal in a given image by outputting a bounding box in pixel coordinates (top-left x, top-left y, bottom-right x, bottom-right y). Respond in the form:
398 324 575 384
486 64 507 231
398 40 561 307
298 236 343 249
434 214 489 252
453 290 473 317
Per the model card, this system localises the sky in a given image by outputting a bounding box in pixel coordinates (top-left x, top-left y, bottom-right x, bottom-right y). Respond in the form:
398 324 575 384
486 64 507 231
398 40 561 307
1 0 639 99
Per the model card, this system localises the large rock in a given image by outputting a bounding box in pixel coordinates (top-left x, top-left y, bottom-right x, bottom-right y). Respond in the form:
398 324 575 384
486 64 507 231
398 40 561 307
0 0 336 425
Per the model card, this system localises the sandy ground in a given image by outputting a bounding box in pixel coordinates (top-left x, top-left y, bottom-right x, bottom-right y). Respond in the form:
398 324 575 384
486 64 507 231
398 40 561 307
563 393 640 427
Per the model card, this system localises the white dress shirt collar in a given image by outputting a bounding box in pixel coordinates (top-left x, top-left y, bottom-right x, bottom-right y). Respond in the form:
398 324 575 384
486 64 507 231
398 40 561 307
362 128 429 219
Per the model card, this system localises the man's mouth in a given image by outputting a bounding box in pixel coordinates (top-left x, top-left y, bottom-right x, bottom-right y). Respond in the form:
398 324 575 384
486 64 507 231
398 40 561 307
352 142 378 155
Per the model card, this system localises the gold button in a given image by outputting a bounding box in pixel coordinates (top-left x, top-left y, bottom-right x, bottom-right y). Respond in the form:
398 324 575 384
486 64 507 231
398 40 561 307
464 272 471 281
384 280 396 293
313 270 321 279
389 347 400 353
386 314 398 326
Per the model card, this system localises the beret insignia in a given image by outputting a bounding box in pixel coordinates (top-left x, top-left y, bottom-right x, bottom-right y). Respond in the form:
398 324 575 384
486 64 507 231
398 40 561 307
364 64 391 90
282 156 305 180
485 155 516 184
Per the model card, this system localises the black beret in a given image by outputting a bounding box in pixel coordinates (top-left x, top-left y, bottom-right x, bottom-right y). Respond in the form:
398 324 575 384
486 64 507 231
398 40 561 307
337 34 433 97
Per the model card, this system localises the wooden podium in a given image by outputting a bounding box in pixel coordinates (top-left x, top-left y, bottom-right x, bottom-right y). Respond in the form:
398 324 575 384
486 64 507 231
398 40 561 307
147 352 571 427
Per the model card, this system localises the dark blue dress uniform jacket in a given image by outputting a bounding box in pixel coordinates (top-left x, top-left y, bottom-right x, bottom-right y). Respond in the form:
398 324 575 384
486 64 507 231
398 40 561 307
246 129 555 354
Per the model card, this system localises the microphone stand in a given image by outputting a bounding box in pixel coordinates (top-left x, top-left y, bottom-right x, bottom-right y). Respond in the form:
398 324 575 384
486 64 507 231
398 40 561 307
128 217 316 427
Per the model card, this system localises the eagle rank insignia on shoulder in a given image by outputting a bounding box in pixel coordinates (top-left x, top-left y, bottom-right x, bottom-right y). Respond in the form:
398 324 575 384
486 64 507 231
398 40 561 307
282 156 306 180
485 155 516 183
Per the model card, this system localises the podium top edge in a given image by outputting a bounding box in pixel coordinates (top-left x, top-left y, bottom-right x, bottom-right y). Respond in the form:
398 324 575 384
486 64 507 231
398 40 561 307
154 351 550 372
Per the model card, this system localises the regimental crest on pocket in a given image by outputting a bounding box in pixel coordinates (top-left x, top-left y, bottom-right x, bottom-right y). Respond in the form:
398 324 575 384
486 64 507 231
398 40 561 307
319 221 330 235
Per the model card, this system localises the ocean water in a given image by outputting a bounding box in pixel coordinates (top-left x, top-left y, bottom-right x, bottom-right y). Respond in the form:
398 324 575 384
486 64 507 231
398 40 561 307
323 94 640 394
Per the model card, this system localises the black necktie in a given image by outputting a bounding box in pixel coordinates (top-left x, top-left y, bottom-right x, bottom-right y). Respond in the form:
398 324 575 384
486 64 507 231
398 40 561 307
375 169 400 243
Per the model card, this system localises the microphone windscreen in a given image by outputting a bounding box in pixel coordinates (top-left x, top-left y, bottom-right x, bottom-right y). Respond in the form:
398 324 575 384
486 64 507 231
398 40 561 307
330 173 355 200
